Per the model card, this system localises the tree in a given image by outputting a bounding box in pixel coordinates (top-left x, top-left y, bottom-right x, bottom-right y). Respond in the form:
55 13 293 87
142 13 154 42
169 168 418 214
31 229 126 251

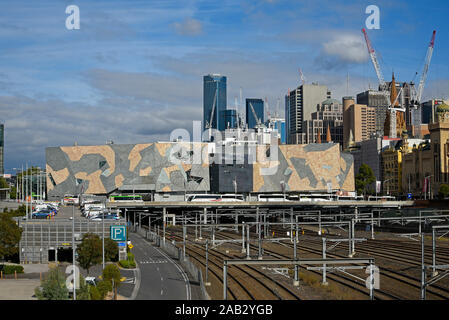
102 264 122 300
438 184 449 199
104 238 119 262
355 163 376 196
10 186 17 200
91 280 112 300
76 275 90 300
76 233 102 275
0 177 8 189
35 267 69 300
0 213 22 260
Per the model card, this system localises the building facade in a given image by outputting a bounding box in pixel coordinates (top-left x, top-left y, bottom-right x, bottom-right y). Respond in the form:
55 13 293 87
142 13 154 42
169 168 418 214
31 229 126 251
297 98 343 146
356 89 388 136
203 74 227 132
246 98 264 129
223 109 238 129
401 103 449 197
287 83 330 144
46 142 355 200
342 97 377 149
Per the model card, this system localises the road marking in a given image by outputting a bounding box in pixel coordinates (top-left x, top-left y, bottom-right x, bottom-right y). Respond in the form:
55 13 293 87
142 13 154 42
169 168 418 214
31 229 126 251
152 245 191 300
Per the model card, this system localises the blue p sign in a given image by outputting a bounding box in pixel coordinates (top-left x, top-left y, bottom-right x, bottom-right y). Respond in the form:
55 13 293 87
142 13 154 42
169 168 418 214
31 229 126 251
110 225 126 241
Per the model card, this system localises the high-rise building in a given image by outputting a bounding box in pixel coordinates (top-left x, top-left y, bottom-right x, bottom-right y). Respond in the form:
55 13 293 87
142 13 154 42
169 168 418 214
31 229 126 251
287 83 330 144
246 98 264 129
223 109 238 129
343 97 377 149
203 74 227 132
356 89 388 136
0 123 4 175
297 98 343 146
284 93 290 143
266 117 286 144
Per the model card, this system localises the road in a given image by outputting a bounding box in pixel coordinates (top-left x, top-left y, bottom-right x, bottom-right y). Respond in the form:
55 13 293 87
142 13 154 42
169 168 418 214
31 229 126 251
129 233 193 300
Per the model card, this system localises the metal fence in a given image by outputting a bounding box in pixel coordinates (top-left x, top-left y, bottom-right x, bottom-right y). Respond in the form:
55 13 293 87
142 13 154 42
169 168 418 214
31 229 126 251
18 219 126 264
136 227 210 300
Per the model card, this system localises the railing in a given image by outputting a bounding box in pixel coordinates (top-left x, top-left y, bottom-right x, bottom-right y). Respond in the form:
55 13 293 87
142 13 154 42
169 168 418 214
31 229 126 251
136 226 210 300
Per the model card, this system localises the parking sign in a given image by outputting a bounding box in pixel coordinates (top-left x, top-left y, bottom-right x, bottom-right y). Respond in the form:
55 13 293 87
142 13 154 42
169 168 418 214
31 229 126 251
110 225 126 241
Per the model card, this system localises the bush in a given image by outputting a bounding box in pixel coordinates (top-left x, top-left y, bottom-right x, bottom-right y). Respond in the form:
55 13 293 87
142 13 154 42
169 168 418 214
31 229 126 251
1 264 24 274
119 259 136 269
91 281 111 300
127 252 134 262
34 267 69 300
89 285 102 300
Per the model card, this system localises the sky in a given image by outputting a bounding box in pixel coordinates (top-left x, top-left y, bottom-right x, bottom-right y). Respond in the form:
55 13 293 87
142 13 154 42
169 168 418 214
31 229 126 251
1 0 449 173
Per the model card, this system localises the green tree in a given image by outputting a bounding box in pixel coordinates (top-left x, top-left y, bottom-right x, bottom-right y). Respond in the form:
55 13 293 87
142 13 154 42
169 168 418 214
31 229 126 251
76 275 91 300
355 163 376 196
0 213 22 260
10 186 17 200
104 238 119 262
102 264 122 300
438 184 449 199
92 280 112 300
76 233 102 275
34 267 69 300
0 177 8 189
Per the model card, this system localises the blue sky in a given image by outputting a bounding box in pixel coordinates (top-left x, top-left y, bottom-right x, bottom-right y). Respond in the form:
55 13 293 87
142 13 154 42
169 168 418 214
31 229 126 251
0 0 448 172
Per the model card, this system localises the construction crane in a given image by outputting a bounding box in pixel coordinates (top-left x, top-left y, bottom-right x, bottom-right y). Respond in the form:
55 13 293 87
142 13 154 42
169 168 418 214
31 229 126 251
205 87 218 130
249 102 262 128
298 68 306 86
362 28 388 92
362 28 406 138
411 30 437 109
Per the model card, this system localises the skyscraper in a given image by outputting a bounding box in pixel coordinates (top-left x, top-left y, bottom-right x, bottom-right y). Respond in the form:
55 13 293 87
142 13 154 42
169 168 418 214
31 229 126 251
223 109 238 129
287 83 330 144
203 74 227 132
246 98 264 129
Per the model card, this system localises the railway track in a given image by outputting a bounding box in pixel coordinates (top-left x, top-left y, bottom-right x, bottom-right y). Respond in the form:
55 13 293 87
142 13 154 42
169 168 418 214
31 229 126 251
169 231 302 300
265 227 449 299
168 227 392 300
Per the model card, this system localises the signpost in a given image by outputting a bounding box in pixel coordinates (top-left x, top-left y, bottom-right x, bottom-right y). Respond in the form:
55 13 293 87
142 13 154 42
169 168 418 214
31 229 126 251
110 225 126 241
110 225 127 260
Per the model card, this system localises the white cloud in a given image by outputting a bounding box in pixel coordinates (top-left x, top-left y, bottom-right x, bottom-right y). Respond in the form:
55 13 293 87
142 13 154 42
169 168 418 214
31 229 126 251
322 33 368 64
173 18 203 36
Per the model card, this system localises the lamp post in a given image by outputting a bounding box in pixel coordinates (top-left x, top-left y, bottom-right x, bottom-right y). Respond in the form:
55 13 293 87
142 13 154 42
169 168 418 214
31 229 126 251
425 175 434 200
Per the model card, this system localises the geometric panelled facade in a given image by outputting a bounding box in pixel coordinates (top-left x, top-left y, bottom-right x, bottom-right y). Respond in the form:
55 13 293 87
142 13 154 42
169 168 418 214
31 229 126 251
46 142 355 199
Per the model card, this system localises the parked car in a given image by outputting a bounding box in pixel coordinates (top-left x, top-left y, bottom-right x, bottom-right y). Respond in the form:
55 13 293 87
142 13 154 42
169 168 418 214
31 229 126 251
85 276 98 286
32 211 52 219
91 213 120 221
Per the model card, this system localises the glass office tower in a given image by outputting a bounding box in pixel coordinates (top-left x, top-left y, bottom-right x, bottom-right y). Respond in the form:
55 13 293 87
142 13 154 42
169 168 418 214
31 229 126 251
246 98 264 129
203 74 227 132
223 109 238 129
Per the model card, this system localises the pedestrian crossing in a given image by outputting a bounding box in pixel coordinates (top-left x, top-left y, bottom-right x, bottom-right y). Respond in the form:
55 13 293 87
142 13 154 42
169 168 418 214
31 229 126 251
139 260 168 264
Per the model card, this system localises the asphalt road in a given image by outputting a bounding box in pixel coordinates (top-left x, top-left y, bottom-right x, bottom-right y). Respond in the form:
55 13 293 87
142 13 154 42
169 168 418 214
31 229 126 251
129 233 193 300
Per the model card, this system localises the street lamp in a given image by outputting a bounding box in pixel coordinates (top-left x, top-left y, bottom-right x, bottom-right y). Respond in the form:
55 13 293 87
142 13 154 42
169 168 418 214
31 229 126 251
424 175 434 200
